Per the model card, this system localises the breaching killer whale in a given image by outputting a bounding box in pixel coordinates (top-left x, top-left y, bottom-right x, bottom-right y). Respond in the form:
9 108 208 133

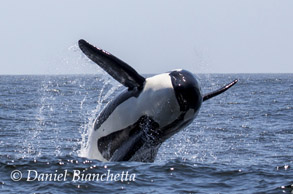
78 39 238 162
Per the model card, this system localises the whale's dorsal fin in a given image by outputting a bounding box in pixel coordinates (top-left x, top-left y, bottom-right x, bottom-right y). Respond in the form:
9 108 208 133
78 39 145 89
203 79 238 101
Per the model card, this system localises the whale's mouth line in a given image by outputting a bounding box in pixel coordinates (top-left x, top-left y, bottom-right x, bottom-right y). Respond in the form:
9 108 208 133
203 79 238 102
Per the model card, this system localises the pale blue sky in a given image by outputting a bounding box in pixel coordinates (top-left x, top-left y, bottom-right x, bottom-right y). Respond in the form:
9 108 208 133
1 0 292 74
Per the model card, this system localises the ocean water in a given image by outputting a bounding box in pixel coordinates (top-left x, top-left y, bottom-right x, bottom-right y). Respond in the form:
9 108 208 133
0 74 292 194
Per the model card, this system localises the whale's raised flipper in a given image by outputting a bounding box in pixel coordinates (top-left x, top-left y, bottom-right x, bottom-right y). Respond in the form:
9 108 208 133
78 39 145 89
203 79 238 101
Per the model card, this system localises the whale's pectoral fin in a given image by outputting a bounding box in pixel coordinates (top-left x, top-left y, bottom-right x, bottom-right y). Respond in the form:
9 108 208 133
203 79 238 101
78 39 145 89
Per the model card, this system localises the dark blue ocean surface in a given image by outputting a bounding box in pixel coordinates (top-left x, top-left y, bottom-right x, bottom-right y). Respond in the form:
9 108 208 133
0 74 292 193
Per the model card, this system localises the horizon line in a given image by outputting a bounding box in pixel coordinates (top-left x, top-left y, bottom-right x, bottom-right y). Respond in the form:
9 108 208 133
1 72 293 76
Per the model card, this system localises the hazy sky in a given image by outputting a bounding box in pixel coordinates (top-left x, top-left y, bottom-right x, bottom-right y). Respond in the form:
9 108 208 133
1 0 292 74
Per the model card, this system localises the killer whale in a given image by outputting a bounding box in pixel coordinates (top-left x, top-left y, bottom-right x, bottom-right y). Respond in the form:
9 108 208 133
78 39 238 162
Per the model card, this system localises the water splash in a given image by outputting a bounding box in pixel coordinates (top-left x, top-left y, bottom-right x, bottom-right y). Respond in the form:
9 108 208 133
77 79 121 159
21 78 59 159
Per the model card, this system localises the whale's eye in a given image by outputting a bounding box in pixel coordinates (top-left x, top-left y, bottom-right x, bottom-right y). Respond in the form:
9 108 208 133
169 70 202 111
